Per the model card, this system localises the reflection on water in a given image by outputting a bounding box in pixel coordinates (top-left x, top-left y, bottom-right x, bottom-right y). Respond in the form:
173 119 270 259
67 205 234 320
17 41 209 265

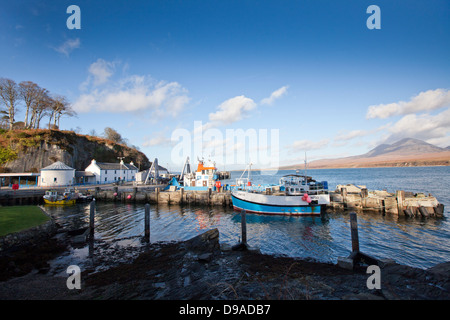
45 200 450 270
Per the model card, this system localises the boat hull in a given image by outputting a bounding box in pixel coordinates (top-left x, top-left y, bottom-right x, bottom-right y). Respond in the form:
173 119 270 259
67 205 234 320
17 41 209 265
44 198 76 205
231 191 321 216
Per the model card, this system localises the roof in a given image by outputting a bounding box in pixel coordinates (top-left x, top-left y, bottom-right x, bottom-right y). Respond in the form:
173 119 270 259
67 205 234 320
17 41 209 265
75 171 96 177
41 161 75 171
0 173 40 177
95 162 138 171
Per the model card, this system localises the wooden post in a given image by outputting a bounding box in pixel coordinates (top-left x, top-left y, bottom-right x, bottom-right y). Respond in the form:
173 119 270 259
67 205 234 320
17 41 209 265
396 190 404 215
232 209 248 251
144 203 150 242
349 212 359 253
89 199 95 238
155 187 159 203
241 209 247 245
89 199 95 256
341 187 347 208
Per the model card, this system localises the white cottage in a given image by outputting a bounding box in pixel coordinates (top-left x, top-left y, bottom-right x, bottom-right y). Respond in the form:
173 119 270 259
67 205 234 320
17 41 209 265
40 161 76 187
85 159 138 184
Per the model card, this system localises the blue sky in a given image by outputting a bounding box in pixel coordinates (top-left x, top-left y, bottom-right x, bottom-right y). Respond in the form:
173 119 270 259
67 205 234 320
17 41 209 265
1 0 449 171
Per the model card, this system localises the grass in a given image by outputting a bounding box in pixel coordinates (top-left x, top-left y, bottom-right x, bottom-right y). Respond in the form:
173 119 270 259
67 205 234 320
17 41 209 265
0 206 50 237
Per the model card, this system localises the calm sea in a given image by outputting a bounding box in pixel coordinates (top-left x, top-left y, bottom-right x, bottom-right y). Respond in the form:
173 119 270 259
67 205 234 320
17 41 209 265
46 166 450 269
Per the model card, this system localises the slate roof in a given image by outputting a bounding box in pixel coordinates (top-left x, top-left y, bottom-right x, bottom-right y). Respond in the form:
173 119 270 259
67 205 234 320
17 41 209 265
41 161 75 171
95 162 138 171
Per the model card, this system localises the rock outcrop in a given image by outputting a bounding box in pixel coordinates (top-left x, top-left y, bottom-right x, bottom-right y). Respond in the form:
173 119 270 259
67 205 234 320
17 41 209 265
0 129 150 172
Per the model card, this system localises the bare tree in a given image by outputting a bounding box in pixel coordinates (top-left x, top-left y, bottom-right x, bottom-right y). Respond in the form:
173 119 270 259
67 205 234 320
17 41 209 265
18 81 40 128
0 78 20 130
29 88 51 129
47 95 75 129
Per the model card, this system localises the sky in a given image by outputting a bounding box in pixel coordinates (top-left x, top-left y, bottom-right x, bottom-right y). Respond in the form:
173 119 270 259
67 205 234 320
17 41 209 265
1 0 449 172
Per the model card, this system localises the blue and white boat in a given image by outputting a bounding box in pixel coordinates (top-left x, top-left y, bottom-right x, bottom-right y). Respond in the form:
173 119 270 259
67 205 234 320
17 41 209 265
231 174 330 216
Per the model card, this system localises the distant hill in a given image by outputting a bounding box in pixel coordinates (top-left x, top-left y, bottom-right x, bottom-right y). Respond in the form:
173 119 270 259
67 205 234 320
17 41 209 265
0 129 151 173
360 138 445 158
281 138 450 170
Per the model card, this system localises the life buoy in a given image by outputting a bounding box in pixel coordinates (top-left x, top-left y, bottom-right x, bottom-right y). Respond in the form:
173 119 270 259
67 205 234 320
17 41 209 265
215 181 221 188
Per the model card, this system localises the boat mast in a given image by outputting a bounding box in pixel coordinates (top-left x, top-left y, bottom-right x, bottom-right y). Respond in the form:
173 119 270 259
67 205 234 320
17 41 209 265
304 152 307 182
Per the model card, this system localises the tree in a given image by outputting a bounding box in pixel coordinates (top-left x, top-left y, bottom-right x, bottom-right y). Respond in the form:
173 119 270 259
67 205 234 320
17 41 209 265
0 78 20 130
48 95 75 129
103 127 124 144
18 81 40 128
29 88 51 129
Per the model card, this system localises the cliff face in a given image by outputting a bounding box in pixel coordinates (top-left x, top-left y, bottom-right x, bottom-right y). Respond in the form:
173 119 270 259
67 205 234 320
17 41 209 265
0 129 151 172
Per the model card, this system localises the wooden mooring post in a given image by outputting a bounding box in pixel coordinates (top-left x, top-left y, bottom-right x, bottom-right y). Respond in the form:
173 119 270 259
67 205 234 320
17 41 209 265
89 200 95 238
144 203 150 242
350 212 359 253
89 200 95 256
338 212 379 270
232 209 248 251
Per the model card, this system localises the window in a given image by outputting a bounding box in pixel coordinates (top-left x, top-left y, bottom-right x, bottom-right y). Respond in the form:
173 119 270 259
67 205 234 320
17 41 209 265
115 170 117 174
105 177 107 182
54 177 57 182
105 170 108 174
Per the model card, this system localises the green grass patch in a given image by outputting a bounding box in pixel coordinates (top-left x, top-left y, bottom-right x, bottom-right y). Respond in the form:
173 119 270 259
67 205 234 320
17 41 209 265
0 206 50 237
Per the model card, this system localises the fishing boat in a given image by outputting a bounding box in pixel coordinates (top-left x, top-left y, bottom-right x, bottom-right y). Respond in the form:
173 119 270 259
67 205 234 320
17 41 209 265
231 160 330 216
167 157 221 191
43 190 76 205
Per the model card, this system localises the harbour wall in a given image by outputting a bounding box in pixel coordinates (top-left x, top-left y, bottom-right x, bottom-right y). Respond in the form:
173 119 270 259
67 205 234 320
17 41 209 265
0 184 444 218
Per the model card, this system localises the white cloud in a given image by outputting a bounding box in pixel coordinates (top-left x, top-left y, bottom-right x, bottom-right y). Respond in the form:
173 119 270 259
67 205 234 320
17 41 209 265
208 95 257 126
142 135 173 147
88 59 116 86
54 38 80 56
288 139 329 152
73 60 190 118
334 130 368 141
260 86 288 105
381 107 450 147
366 88 450 119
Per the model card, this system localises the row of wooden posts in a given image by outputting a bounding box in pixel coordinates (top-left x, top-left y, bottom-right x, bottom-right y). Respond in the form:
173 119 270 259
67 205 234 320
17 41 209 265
88 200 369 266
87 199 248 250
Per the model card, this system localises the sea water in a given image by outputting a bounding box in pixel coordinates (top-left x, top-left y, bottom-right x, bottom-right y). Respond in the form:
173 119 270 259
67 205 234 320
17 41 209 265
45 166 450 269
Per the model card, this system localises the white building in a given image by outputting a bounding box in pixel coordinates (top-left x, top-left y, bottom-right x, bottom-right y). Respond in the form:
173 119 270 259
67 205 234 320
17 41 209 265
40 161 76 187
85 159 138 184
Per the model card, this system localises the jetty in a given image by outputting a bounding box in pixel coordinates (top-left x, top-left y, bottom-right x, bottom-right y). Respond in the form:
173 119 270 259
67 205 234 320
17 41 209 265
0 183 444 218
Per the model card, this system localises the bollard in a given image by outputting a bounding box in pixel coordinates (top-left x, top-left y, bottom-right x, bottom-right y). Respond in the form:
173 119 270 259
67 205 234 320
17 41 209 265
349 212 359 253
145 203 150 242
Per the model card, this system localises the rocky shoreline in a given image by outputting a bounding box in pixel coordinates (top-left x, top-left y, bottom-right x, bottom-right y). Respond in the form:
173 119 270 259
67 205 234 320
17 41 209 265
0 227 449 301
